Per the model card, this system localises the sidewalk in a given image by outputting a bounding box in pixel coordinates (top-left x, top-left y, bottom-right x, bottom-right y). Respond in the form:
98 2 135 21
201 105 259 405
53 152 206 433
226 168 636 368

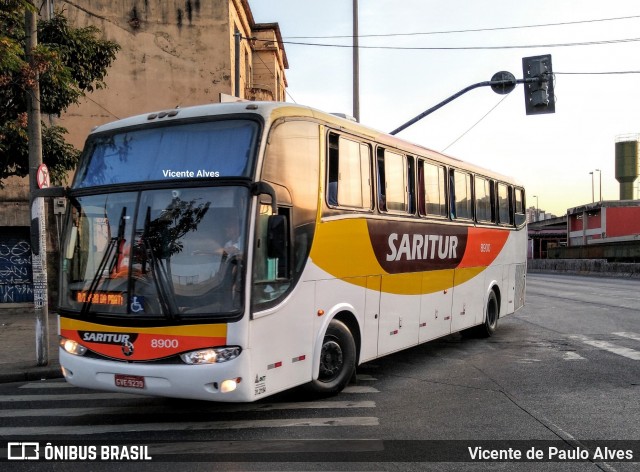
0 308 63 383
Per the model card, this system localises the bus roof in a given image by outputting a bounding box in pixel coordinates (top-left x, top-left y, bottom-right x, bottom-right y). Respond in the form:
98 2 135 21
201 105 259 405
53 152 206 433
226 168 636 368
90 101 521 186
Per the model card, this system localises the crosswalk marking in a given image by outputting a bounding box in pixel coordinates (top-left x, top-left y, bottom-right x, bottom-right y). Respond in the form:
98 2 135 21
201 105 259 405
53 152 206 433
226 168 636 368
0 392 145 403
0 400 375 418
355 374 377 381
570 334 640 361
19 381 74 389
562 351 585 361
613 332 640 342
1 378 381 436
343 386 379 394
0 416 380 436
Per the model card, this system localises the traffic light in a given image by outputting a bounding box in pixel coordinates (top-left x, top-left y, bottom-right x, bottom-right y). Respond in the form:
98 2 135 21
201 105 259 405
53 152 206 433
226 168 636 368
522 55 555 115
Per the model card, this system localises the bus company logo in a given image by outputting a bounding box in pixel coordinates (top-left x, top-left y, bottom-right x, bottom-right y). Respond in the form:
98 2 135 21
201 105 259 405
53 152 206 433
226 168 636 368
79 331 139 346
121 340 135 357
368 220 468 273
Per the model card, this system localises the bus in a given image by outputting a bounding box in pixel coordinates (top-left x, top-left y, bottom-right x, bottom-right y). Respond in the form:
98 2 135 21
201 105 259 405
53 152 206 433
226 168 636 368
57 101 527 402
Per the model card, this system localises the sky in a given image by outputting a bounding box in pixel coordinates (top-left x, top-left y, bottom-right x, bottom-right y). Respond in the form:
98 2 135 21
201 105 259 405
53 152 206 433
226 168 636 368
248 0 640 217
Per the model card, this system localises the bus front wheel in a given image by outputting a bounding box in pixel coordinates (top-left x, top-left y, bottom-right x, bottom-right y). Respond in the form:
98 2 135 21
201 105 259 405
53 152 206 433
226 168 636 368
308 319 356 396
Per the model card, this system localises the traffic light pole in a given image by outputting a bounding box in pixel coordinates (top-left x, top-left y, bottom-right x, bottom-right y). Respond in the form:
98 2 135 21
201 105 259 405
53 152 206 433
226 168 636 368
390 54 554 135
390 76 537 136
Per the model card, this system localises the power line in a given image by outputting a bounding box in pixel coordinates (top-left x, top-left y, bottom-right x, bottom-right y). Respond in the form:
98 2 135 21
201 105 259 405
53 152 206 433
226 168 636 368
272 36 640 51
442 93 512 153
555 70 640 75
252 50 298 103
283 14 640 39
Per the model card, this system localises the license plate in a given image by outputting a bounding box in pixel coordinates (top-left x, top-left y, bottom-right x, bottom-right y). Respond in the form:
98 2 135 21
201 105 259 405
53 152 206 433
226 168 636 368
114 374 145 389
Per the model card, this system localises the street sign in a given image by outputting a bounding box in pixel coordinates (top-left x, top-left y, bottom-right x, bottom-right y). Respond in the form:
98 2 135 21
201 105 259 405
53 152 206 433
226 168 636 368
36 164 50 189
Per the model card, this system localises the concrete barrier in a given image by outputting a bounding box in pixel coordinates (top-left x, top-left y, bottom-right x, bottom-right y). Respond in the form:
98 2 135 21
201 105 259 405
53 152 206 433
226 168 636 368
528 259 640 278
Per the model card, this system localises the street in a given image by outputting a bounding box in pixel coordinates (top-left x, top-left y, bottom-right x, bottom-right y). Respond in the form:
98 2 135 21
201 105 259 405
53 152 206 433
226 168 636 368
1 273 639 471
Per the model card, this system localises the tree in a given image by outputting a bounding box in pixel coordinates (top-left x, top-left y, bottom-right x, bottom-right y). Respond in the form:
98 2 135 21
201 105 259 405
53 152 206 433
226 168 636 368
0 0 120 187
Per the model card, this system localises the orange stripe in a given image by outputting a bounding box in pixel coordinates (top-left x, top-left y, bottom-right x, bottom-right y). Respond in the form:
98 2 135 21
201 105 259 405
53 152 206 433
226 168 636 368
60 317 227 361
458 228 510 268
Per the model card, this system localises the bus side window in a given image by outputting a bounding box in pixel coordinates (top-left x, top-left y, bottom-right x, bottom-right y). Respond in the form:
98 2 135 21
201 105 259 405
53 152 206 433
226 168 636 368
407 156 416 214
452 169 472 220
256 120 320 310
419 160 447 218
497 183 512 225
327 132 372 209
379 148 408 213
376 148 387 211
252 203 291 303
327 134 339 206
514 187 526 226
475 176 495 223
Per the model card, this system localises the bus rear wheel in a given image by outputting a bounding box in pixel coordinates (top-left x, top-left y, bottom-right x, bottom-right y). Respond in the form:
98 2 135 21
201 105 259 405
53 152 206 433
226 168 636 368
477 290 499 337
308 319 356 396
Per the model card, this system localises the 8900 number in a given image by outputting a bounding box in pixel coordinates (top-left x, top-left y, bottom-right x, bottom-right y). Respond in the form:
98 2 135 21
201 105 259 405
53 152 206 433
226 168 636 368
151 338 179 349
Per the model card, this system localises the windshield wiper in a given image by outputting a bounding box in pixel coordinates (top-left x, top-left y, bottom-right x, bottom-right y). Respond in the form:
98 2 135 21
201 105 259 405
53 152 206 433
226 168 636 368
81 207 126 316
142 207 179 319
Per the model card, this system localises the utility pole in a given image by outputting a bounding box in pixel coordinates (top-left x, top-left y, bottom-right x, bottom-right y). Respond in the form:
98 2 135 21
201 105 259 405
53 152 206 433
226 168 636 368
352 0 360 122
25 5 50 366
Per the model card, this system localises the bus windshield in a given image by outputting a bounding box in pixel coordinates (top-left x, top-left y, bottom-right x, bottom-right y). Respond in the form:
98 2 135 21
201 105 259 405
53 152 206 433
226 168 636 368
59 186 248 320
73 120 258 188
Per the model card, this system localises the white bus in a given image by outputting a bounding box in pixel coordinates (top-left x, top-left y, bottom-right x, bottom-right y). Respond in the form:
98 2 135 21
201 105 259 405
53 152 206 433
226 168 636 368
57 102 527 401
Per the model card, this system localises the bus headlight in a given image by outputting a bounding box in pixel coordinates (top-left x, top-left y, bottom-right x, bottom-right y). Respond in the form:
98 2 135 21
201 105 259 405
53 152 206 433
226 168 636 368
60 337 88 356
180 346 241 365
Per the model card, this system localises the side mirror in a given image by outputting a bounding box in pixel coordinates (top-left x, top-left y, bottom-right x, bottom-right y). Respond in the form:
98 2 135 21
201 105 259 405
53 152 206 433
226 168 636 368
267 215 287 259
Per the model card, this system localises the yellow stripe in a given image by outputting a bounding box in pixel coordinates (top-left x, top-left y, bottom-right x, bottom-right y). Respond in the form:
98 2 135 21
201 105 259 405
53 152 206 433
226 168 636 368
310 218 487 295
59 317 227 337
311 219 384 276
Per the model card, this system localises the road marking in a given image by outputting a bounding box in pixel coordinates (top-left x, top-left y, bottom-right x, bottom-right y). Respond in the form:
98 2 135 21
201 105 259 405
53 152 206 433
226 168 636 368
515 358 541 364
0 392 145 403
613 332 640 342
0 400 376 418
0 416 380 436
19 381 74 389
149 438 385 456
343 385 379 393
571 335 640 361
356 374 378 381
562 351 586 361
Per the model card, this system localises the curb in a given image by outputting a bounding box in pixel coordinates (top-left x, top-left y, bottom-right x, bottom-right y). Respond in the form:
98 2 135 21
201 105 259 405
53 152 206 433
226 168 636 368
0 363 63 384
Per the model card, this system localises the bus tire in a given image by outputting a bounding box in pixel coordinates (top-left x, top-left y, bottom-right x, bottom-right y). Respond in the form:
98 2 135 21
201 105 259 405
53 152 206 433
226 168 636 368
308 319 356 396
477 290 499 337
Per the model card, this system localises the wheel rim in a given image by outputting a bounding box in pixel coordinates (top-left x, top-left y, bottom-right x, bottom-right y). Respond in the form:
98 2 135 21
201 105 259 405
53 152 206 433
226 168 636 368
319 339 343 382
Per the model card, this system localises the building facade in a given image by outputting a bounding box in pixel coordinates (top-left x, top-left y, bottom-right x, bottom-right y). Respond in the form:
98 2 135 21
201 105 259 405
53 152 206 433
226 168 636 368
58 0 288 148
567 201 640 247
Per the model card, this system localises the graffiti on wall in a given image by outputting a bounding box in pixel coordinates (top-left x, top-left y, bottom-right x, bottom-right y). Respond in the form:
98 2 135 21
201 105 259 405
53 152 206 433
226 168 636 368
0 238 34 303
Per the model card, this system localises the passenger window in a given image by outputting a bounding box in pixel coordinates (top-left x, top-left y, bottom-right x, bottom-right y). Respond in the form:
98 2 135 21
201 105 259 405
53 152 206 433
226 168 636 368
452 170 472 220
327 133 372 209
419 160 447 218
514 187 526 226
475 176 495 223
497 183 512 225
379 149 408 213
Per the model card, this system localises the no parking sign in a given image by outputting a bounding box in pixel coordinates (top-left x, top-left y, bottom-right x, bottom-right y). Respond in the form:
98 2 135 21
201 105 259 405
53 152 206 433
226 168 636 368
36 163 50 189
